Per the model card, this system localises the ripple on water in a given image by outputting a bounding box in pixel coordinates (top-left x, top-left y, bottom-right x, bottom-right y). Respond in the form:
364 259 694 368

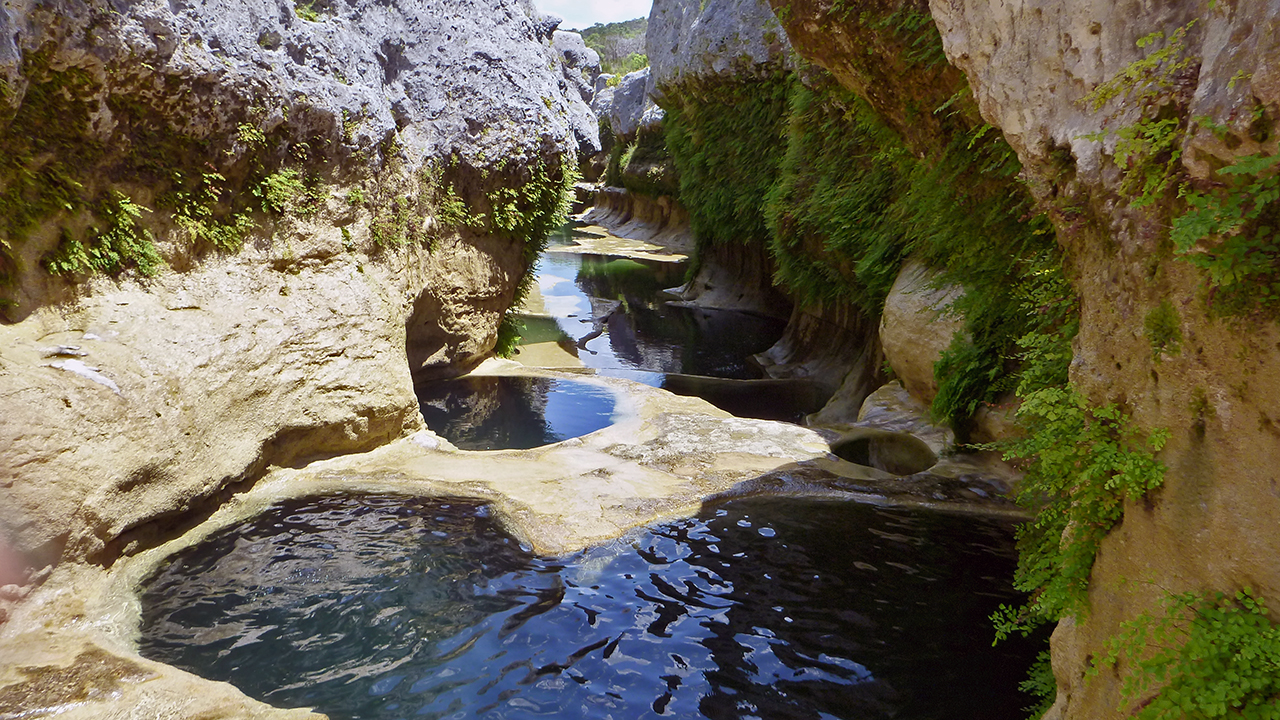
139 495 1042 720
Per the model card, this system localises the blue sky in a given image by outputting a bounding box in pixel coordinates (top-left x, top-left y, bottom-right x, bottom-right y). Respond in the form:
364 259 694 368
536 0 652 31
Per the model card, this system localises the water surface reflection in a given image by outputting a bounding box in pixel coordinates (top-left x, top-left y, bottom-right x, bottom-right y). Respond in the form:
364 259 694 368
140 495 1040 719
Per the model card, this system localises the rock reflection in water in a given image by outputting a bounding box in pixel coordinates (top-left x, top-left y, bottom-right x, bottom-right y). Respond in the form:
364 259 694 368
416 376 615 450
536 252 787 380
139 495 1040 720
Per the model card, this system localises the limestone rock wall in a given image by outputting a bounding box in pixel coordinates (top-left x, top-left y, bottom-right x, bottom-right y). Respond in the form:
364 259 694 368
648 0 792 87
0 0 594 585
927 1 1280 718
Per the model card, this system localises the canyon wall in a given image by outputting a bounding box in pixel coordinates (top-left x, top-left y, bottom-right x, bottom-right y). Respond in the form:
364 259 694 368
765 0 1280 716
0 0 591 590
929 1 1280 717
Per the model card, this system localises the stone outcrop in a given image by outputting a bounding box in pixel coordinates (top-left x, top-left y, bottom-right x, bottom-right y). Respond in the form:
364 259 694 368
756 301 883 414
0 0 594 588
553 29 602 104
597 67 664 139
578 186 694 252
925 2 1280 718
878 257 967 407
648 0 792 86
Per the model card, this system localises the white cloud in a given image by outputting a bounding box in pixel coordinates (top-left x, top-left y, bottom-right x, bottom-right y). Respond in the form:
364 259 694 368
535 0 652 32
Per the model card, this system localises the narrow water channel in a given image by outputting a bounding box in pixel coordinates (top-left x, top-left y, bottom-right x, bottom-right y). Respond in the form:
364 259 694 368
140 495 1040 720
501 225 825 424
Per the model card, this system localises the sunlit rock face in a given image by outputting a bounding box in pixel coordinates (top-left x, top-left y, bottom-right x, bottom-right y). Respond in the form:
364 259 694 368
0 0 594 579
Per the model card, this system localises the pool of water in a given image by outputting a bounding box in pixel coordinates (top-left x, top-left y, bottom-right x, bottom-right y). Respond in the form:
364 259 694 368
416 376 616 451
139 495 1040 720
529 251 787 381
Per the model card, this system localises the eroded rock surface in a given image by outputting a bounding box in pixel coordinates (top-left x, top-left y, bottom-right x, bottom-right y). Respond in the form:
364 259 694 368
879 257 966 407
0 365 1018 719
0 0 591 585
928 1 1280 717
649 0 792 86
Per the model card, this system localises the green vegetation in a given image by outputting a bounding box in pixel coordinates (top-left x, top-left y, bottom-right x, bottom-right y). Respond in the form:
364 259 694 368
293 0 323 22
254 169 307 214
44 191 163 277
580 18 648 75
764 79 902 311
663 72 791 250
1095 589 1280 719
609 53 649 77
1144 299 1183 360
1171 152 1280 316
486 158 581 353
661 63 1062 431
1020 650 1057 719
1083 23 1198 209
608 126 678 198
991 386 1169 637
1085 22 1280 319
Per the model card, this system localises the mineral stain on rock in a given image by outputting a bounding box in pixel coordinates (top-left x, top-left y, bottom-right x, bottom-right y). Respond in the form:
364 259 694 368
0 647 157 718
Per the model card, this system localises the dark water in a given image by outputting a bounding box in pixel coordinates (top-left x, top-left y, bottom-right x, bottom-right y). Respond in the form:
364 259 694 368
139 495 1039 720
416 376 615 450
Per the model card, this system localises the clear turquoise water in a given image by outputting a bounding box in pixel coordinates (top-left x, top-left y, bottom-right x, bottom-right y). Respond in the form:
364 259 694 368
139 495 1040 720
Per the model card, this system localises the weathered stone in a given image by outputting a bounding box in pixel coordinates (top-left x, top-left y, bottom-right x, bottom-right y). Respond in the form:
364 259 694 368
670 237 791 317
879 257 966 407
757 301 882 412
0 0 592 583
853 381 954 457
927 1 1280 718
578 186 695 254
605 67 663 139
553 30 602 103
648 0 792 87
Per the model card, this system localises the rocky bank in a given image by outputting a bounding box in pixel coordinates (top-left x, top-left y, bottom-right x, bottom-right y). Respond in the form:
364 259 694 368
0 0 594 588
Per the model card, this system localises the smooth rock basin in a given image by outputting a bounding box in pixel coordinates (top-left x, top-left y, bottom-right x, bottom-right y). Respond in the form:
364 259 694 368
138 494 1039 720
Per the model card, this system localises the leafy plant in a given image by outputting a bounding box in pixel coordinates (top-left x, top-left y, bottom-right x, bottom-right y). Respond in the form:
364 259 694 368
1170 152 1280 315
1083 22 1199 209
1020 650 1058 719
44 191 163 277
254 169 306 214
1095 588 1280 719
991 387 1169 638
294 0 321 22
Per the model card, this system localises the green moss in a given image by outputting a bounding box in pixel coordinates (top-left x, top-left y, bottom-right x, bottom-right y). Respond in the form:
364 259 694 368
764 80 904 311
661 71 792 252
617 126 678 198
660 62 1062 431
1144 299 1183 361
